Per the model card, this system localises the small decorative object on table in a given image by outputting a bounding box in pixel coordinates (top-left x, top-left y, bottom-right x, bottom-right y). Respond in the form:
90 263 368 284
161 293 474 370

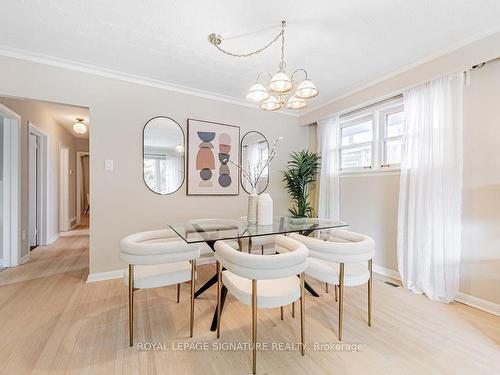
224 137 282 224
257 193 273 225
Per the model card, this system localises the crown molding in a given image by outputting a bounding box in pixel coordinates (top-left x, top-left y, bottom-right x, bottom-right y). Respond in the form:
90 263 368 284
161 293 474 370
0 45 300 117
300 24 500 118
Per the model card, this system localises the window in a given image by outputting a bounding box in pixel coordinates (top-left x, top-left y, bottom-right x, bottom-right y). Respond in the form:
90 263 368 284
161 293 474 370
340 116 373 169
382 109 404 166
339 98 404 173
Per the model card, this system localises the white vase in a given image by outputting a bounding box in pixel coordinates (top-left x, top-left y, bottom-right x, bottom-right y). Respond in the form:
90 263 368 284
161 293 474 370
247 187 258 224
257 193 273 226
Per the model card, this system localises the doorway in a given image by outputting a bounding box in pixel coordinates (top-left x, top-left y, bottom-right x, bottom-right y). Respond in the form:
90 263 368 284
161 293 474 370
28 132 40 250
28 123 49 249
76 152 90 226
1 103 21 267
59 143 70 232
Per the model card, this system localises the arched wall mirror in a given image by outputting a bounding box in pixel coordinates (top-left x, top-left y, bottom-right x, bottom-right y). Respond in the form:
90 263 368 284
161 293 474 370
240 131 269 194
143 116 185 194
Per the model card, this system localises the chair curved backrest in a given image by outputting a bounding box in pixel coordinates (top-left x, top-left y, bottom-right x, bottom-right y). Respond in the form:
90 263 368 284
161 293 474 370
289 229 374 263
215 235 308 280
120 229 200 265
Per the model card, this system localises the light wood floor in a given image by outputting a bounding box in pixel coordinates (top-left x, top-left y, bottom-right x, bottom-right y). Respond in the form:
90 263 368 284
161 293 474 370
0 231 499 375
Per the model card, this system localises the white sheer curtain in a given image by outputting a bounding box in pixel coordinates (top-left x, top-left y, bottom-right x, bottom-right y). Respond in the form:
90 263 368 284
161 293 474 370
397 72 464 302
317 115 341 221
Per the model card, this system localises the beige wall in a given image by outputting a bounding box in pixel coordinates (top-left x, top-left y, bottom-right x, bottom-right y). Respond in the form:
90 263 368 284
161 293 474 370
0 97 86 255
75 137 89 152
0 55 305 274
303 32 500 305
461 59 500 304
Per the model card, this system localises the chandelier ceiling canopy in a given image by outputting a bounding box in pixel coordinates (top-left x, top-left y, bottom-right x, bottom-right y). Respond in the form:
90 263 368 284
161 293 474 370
208 20 318 112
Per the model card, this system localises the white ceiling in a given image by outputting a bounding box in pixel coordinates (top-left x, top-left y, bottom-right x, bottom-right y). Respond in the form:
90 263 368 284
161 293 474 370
1 1 500 112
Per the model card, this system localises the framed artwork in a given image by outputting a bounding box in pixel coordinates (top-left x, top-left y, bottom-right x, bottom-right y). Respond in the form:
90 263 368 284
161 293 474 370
187 119 240 195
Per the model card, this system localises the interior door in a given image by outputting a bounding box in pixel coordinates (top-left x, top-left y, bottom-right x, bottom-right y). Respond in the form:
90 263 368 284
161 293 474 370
28 133 38 248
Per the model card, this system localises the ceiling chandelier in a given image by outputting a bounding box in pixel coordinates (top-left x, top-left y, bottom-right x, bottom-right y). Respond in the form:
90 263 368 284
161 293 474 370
73 118 87 134
208 20 318 111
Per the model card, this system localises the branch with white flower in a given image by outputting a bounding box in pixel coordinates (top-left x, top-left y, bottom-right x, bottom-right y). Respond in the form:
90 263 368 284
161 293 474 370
223 136 282 190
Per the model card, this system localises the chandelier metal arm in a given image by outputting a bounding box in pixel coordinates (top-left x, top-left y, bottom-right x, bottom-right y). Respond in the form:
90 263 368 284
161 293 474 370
291 68 309 81
255 71 273 83
209 21 287 59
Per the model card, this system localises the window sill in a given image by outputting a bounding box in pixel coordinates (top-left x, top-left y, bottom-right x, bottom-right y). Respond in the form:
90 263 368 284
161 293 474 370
340 167 400 177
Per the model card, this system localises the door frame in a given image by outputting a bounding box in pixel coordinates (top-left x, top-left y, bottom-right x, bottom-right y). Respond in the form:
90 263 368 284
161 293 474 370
28 123 50 246
1 103 21 267
76 151 89 226
59 142 70 232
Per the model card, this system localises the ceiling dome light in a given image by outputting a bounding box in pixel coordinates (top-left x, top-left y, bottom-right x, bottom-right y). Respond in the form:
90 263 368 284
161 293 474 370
294 79 318 99
246 82 270 103
286 96 307 110
260 95 281 111
269 71 293 93
73 118 87 135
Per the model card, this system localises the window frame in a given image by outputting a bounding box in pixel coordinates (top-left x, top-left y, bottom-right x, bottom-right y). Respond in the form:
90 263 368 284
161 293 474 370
339 113 375 172
339 99 403 175
379 104 404 169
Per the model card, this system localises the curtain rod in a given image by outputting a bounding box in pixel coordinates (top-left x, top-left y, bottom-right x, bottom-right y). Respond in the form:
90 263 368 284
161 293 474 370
306 56 499 127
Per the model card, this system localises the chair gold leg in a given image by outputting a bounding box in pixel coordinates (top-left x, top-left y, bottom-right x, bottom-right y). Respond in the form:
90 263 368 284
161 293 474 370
280 306 283 320
261 245 264 255
335 285 338 302
248 237 252 253
300 273 305 356
216 261 222 338
368 259 372 327
190 260 196 337
128 264 134 347
326 282 329 293
176 283 180 303
252 279 257 374
292 301 295 318
339 263 344 341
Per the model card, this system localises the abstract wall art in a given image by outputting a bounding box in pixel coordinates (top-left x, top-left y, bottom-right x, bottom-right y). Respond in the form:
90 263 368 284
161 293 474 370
187 119 240 195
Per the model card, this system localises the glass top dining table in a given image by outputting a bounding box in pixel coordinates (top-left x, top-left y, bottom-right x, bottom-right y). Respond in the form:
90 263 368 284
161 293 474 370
168 216 348 244
168 216 348 332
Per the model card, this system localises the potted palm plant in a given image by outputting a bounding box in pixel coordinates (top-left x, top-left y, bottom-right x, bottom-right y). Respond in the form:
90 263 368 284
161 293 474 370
282 150 321 218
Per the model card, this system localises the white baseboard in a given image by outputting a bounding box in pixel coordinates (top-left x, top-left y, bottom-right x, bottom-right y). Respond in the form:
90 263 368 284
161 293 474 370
372 264 499 316
455 292 500 317
86 269 124 283
373 264 401 280
19 253 30 265
48 233 60 244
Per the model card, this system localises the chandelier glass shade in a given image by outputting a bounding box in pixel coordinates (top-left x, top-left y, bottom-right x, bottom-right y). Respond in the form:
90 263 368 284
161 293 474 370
269 71 293 93
260 95 281 111
246 82 270 103
73 118 87 134
208 20 318 112
294 79 319 99
286 96 307 110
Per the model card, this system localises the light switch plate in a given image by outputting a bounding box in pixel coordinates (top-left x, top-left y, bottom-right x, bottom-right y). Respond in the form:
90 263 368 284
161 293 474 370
104 159 114 171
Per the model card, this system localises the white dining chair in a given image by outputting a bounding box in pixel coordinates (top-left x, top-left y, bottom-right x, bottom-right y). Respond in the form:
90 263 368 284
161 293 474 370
289 229 375 341
214 235 308 374
119 229 201 346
